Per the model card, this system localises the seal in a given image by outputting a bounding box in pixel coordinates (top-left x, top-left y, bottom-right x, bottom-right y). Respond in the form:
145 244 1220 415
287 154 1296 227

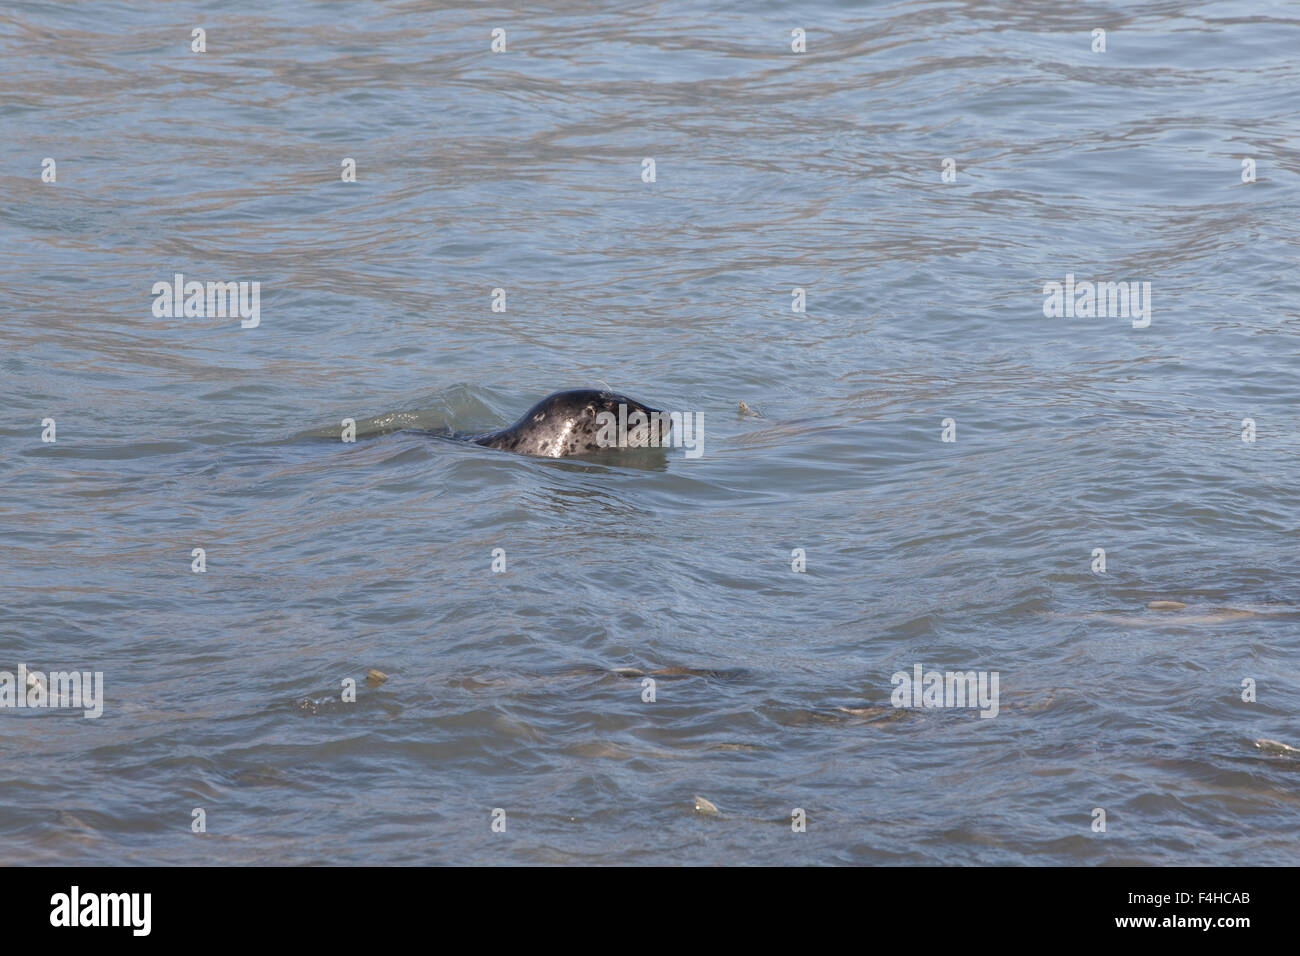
469 389 671 458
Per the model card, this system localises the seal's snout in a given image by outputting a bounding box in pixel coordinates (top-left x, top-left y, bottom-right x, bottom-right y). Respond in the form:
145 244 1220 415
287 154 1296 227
471 388 672 457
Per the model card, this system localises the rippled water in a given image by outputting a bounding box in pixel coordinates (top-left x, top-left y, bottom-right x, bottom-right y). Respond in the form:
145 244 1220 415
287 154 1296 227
2 0 1298 865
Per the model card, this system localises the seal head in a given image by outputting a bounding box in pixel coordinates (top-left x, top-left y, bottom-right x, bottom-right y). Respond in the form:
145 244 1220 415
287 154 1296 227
472 389 671 458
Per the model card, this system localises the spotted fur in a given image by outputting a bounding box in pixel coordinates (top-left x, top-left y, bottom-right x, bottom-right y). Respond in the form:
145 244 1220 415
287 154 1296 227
471 389 671 458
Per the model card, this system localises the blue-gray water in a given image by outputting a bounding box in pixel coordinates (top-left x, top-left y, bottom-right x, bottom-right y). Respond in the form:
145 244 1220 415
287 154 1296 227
2 0 1298 865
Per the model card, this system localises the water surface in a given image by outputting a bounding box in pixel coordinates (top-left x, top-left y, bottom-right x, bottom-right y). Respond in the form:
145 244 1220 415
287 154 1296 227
1 0 1298 864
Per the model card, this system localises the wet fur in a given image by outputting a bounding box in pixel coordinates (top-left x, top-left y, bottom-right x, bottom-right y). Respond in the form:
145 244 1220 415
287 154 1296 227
471 389 670 458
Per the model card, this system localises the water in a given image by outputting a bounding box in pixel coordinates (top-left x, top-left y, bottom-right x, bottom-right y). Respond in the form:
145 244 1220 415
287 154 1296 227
2 0 1298 865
